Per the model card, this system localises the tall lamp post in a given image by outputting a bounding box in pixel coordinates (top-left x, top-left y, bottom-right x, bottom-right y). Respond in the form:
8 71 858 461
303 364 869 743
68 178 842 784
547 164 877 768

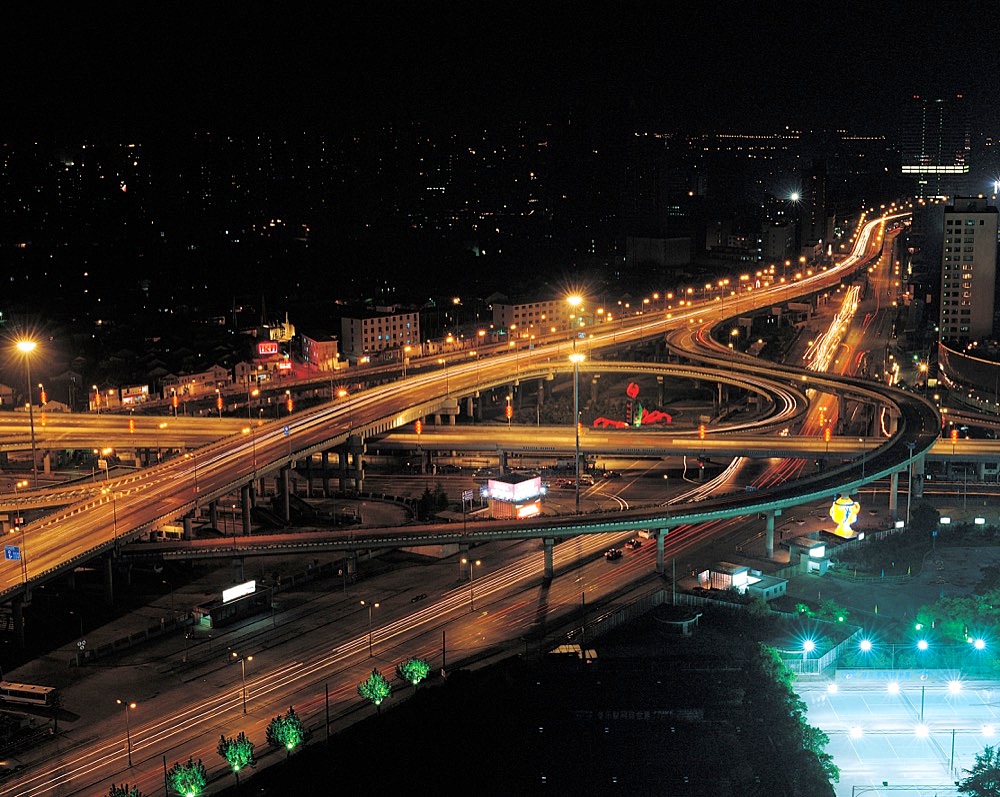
230 650 253 714
360 599 379 657
337 388 353 430
15 341 38 488
10 479 28 588
569 351 586 514
462 557 481 610
116 698 136 766
905 441 916 527
101 487 119 546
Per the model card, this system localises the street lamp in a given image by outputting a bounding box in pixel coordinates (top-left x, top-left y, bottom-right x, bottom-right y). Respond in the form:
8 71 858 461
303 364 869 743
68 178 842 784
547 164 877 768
569 351 586 514
15 340 38 488
337 387 353 429
438 358 449 393
462 557 481 610
230 650 253 714
905 441 916 527
116 698 136 766
9 479 28 588
361 599 379 657
101 487 119 545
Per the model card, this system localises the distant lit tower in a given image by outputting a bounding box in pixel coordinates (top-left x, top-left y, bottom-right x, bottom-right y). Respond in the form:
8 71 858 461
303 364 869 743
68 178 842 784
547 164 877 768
799 159 828 250
901 95 971 199
939 196 998 341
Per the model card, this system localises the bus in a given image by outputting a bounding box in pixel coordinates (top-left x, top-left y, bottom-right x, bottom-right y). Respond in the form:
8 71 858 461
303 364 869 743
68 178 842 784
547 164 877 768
0 682 58 708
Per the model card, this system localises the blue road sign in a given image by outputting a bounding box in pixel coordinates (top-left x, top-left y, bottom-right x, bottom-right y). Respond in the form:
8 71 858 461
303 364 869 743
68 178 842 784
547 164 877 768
283 425 290 436
4 545 21 561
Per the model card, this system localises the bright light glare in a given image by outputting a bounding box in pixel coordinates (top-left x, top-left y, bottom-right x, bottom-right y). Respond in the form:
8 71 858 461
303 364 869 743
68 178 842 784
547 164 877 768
803 639 816 653
859 638 873 653
983 724 995 737
915 724 930 738
917 639 929 651
849 726 864 739
827 683 838 694
975 638 987 650
948 680 962 695
888 682 901 695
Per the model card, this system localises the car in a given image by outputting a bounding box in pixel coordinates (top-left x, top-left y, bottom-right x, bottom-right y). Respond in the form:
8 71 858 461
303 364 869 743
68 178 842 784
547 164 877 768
578 473 595 486
410 593 427 603
602 470 621 479
558 481 575 490
604 548 623 561
625 538 642 549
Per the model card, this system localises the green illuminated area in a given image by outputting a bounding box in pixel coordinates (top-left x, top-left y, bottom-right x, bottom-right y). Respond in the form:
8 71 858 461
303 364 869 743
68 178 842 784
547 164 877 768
396 657 430 687
166 757 207 797
358 668 392 710
217 731 256 785
266 706 305 755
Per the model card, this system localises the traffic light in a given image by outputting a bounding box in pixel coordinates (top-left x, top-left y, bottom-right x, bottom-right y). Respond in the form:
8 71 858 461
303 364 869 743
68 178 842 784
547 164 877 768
505 404 513 420
699 423 706 440
128 417 135 434
39 387 47 405
216 394 223 411
286 395 293 414
172 393 178 409
415 420 422 436
824 427 831 443
951 428 958 443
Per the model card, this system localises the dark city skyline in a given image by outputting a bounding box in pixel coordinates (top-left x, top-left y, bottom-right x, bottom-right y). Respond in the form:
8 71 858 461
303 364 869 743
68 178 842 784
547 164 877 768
3 3 999 138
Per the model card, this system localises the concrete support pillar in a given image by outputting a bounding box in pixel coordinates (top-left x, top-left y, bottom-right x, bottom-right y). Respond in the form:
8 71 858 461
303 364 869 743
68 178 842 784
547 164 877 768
350 435 364 492
913 454 925 499
543 538 555 580
475 392 483 421
656 375 664 407
466 396 474 417
281 467 291 523
183 515 193 541
322 451 330 498
12 595 24 649
105 555 115 606
304 455 313 498
209 501 218 531
655 529 668 575
499 450 507 474
241 484 252 535
448 412 456 426
339 444 349 492
537 378 545 407
434 413 443 425
765 509 781 558
889 471 899 523
42 451 51 476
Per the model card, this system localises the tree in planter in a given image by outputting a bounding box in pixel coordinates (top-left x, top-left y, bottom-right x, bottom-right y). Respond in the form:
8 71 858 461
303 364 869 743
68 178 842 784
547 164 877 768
957 744 1000 796
166 757 208 797
217 731 256 785
358 668 392 712
266 706 305 756
108 785 145 797
396 657 431 687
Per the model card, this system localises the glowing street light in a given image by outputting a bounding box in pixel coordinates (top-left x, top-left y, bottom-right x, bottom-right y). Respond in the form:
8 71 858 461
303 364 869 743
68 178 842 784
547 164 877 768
461 557 481 610
15 340 38 488
230 650 253 714
116 698 137 766
361 599 379 657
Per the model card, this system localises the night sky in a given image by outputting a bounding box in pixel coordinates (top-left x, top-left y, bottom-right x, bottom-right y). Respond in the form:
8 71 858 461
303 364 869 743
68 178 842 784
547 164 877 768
3 2 999 139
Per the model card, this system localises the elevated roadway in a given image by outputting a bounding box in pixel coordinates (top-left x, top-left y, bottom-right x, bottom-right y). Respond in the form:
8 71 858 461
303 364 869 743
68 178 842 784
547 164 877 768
0 211 944 604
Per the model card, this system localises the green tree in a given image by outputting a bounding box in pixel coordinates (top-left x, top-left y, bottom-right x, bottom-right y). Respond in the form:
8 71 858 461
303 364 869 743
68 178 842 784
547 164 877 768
814 598 850 624
396 657 431 687
266 706 305 756
417 487 435 520
108 785 144 797
358 668 392 712
957 744 1000 796
434 482 449 511
910 500 941 534
217 731 256 785
166 757 208 797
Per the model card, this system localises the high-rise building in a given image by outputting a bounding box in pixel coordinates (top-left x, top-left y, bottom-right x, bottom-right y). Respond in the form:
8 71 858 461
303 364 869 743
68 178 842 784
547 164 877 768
939 197 998 340
800 158 829 248
901 95 971 198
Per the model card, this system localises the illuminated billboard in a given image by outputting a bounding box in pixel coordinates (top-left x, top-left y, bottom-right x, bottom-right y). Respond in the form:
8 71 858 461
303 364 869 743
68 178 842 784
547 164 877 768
222 580 256 603
258 341 279 356
487 476 542 502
